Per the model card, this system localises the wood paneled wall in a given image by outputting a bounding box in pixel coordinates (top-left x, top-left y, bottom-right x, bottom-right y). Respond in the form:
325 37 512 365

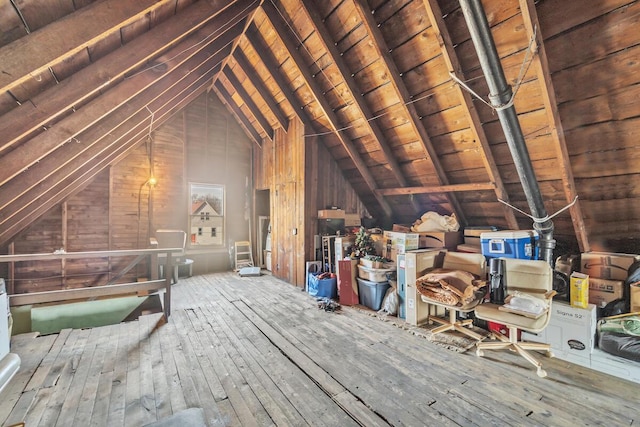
1 52 424 296
254 115 371 287
1 91 252 293
65 172 110 288
269 118 306 286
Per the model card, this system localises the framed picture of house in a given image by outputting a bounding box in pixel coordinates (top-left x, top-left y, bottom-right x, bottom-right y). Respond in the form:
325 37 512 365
189 182 224 246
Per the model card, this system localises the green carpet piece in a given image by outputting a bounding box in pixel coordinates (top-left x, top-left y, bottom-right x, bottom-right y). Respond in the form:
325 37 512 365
31 296 149 335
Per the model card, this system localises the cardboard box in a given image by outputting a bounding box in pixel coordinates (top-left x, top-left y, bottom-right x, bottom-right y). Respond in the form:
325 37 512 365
581 252 637 281
384 248 399 264
334 236 355 265
392 224 412 232
383 231 419 257
522 302 597 368
590 349 640 384
455 243 482 253
370 233 385 258
464 227 498 246
318 209 345 219
404 249 445 326
631 283 640 312
588 277 624 308
418 231 460 249
570 272 589 309
344 213 361 226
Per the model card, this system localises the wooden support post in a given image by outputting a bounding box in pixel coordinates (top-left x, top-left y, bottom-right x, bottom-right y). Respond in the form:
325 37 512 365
164 252 172 319
61 201 67 289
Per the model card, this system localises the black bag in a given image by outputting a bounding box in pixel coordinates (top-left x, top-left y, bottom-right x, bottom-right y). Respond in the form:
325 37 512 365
598 314 640 362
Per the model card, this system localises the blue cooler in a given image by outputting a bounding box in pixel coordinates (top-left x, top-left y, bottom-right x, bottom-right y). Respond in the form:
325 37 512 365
480 230 539 260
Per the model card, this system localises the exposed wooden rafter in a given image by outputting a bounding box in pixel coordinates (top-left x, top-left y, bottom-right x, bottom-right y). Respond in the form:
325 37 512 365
0 46 230 245
262 1 393 219
1 0 635 256
0 0 177 96
222 66 275 141
353 0 466 225
300 0 423 216
422 0 519 230
0 15 245 188
233 48 290 131
518 0 590 252
0 0 254 156
376 182 496 196
244 23 308 129
0 1 254 245
208 0 264 88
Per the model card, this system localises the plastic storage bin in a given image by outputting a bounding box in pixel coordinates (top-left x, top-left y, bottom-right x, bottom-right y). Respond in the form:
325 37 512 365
480 230 539 260
308 273 337 299
357 277 390 311
357 264 393 282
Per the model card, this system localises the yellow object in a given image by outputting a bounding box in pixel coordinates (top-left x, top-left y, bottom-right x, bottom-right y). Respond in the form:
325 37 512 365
570 272 589 309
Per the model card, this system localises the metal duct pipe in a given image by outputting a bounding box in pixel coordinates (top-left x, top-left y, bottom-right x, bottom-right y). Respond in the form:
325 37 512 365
458 0 555 265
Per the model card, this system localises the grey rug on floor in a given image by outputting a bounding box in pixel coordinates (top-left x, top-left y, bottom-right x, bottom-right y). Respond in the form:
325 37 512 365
143 408 206 427
360 308 488 353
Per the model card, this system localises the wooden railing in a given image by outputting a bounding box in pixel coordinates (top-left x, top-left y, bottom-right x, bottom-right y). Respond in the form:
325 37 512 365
0 248 183 319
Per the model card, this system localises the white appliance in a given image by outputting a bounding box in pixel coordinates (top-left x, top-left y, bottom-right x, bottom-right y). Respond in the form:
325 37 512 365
0 279 20 394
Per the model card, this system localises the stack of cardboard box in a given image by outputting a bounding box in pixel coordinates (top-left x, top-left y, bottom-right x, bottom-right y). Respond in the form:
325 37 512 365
383 227 460 262
525 251 640 383
580 252 636 309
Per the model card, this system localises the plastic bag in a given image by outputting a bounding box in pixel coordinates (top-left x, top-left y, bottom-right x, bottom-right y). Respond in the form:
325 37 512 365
598 314 640 337
378 287 398 316
411 211 459 232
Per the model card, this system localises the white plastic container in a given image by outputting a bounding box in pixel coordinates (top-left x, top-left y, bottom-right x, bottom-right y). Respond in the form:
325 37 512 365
357 264 393 282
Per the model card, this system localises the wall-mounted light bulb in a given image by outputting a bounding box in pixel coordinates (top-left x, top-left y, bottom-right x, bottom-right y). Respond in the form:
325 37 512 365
148 176 157 186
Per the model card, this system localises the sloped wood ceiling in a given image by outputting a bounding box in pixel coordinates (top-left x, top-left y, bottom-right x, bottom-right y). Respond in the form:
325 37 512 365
1 0 639 253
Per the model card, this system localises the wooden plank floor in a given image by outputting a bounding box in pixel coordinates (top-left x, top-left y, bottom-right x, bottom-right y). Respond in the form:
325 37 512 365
1 271 639 426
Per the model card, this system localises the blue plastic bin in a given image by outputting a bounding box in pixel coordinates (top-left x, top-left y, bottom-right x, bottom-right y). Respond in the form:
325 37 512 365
356 277 390 311
308 273 337 299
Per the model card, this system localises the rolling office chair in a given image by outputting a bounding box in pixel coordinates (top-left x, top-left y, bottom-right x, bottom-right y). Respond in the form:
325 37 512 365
417 252 487 341
474 258 556 377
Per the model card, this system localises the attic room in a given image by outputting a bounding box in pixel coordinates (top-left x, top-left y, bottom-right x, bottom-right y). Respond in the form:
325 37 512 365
1 0 640 425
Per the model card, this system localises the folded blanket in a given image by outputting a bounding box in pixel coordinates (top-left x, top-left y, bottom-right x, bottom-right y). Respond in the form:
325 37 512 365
416 268 486 306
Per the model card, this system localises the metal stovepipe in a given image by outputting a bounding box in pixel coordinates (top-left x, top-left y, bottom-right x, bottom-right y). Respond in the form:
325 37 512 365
458 0 555 265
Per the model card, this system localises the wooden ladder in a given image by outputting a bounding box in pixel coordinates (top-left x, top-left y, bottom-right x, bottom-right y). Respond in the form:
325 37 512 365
234 241 254 271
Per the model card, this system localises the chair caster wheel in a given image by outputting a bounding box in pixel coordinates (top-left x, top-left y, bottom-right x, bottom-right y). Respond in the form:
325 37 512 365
546 351 554 358
476 349 484 357
537 368 547 378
